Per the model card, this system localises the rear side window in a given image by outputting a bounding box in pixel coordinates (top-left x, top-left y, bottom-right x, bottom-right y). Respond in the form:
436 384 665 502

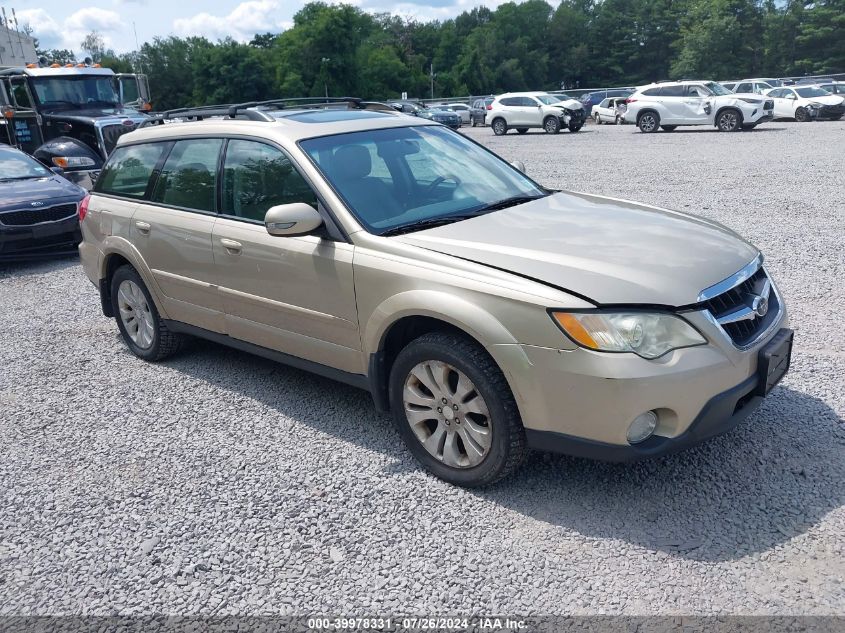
659 85 685 97
499 97 520 107
641 88 661 96
151 138 223 212
97 142 168 199
221 139 318 223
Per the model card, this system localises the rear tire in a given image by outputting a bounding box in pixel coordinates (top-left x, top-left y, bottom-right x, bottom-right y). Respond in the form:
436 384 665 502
492 118 508 135
389 332 527 487
543 116 561 134
516 128 528 134
110 265 184 362
717 108 742 131
637 111 659 133
568 123 583 132
615 115 622 125
595 114 602 125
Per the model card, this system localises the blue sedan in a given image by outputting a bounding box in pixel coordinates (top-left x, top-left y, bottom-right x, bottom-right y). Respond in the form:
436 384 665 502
0 146 87 260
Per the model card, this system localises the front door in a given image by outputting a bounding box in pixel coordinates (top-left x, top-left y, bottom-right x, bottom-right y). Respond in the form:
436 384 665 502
131 137 225 332
682 85 713 123
211 139 361 374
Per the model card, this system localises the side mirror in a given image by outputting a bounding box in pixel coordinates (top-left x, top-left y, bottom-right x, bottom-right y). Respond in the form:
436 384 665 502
265 203 323 237
50 166 65 175
511 160 526 174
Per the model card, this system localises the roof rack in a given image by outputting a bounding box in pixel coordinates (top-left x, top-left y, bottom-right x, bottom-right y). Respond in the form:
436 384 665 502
141 97 397 127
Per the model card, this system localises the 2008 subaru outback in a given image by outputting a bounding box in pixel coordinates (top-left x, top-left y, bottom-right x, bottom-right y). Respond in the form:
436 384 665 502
78 99 792 486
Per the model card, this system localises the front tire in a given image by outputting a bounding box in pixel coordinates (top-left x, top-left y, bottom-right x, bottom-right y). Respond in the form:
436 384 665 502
568 123 583 132
543 116 561 134
492 118 508 135
795 107 810 122
389 332 526 487
110 265 184 362
717 108 742 131
638 111 659 133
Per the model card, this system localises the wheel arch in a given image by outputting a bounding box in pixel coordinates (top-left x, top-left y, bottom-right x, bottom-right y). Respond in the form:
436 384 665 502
364 292 520 412
714 105 743 127
98 238 170 319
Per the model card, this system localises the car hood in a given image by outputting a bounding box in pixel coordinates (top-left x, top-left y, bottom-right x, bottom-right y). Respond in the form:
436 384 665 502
803 95 845 106
0 175 86 211
43 107 149 125
393 191 758 306
552 99 583 110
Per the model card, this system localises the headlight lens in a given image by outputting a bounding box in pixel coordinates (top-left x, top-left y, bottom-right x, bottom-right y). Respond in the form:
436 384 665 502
52 156 96 169
551 311 706 359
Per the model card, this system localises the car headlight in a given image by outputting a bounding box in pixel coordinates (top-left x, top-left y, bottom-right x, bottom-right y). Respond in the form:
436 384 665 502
52 156 96 169
550 311 706 359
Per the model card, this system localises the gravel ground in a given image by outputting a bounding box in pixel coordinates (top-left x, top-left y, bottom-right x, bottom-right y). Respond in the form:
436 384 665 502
1 120 844 619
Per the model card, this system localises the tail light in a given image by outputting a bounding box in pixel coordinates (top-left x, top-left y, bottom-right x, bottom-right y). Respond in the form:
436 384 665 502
78 194 91 222
625 98 637 104
486 104 492 110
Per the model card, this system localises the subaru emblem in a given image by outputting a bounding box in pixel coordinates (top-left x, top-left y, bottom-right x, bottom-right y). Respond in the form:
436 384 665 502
30 201 44 207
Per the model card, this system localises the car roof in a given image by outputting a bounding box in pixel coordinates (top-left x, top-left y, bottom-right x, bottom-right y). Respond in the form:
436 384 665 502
115 109 438 148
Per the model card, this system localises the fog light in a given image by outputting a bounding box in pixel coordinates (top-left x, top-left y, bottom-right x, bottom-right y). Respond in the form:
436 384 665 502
627 411 658 444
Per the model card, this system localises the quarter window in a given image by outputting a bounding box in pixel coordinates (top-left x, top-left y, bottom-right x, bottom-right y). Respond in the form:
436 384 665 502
641 88 661 96
221 139 318 223
96 142 169 199
151 138 223 212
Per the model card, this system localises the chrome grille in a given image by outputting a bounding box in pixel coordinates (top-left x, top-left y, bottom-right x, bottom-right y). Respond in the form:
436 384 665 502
701 266 779 348
0 203 77 226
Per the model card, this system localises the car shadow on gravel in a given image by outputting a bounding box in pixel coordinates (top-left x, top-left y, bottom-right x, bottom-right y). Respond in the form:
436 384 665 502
0 254 79 279
161 341 842 564
478 386 844 562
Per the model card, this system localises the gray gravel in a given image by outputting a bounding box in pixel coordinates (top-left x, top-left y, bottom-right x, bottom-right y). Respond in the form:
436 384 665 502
1 120 844 617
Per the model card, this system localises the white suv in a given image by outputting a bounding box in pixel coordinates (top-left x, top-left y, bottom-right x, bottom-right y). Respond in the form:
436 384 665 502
624 81 774 132
487 92 586 135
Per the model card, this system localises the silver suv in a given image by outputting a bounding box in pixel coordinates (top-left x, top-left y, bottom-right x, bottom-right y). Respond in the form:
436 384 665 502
78 99 792 486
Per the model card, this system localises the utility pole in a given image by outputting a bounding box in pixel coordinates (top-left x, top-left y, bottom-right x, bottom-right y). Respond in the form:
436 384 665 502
430 63 436 100
321 57 330 98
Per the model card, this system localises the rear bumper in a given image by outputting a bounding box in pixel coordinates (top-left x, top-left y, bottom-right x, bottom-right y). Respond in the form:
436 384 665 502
0 216 81 260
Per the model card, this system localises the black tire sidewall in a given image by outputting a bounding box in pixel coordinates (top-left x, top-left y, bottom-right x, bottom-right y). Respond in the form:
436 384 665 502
110 266 165 361
388 335 520 487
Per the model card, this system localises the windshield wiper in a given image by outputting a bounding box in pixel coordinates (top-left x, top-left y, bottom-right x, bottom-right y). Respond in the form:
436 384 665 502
381 214 481 236
472 193 548 213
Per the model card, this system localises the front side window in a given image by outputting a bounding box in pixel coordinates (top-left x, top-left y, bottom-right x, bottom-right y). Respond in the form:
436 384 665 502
687 85 711 97
704 82 732 96
10 78 32 108
96 142 169 199
221 139 318 222
151 138 223 212
300 125 546 235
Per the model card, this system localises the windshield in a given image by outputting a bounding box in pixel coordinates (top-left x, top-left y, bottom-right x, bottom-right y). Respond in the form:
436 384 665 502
536 95 562 104
0 148 52 180
31 76 119 108
796 87 830 98
300 125 546 235
704 82 731 96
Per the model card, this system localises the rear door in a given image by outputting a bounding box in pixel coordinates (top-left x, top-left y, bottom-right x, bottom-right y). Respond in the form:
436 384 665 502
211 138 361 374
131 137 225 332
658 84 688 122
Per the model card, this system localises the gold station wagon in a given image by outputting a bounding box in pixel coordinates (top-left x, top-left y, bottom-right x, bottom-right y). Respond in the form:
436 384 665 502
78 98 792 486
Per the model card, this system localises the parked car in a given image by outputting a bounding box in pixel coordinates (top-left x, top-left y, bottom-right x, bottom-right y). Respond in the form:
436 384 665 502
78 98 791 486
442 103 471 124
0 145 86 259
389 100 462 129
470 97 494 126
579 89 633 116
815 82 845 97
763 86 845 121
624 81 774 132
487 92 586 135
794 77 835 85
722 78 782 92
592 97 628 124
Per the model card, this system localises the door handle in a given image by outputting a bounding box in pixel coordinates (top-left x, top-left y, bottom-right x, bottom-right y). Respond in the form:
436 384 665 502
220 238 242 254
134 221 151 234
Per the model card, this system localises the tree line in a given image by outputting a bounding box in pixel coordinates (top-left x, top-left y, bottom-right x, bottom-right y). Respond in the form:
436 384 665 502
34 0 845 111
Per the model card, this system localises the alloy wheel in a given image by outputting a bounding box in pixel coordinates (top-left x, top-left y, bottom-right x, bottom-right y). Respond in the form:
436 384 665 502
402 360 492 469
718 111 739 131
639 114 657 132
117 279 155 349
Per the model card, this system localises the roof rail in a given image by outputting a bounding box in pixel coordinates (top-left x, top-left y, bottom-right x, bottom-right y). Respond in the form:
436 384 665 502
140 96 397 127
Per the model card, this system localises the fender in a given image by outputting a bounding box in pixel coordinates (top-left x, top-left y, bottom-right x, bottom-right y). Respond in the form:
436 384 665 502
363 289 518 356
32 136 103 171
98 236 172 320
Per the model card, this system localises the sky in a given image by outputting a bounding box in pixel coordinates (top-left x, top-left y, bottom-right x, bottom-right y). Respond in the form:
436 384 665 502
13 0 509 56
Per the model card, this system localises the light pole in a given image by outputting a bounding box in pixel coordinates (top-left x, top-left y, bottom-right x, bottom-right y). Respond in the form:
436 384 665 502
321 57 330 98
429 63 436 100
